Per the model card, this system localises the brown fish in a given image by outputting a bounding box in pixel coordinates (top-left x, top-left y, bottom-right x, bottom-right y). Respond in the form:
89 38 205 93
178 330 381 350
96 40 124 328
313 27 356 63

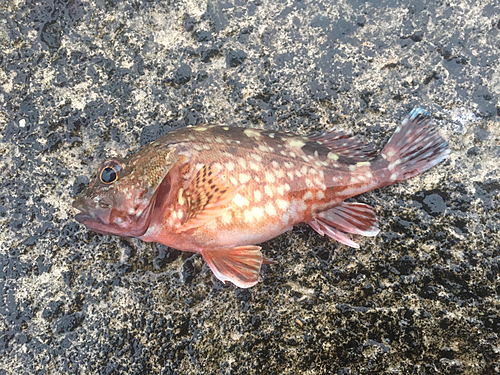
73 108 450 288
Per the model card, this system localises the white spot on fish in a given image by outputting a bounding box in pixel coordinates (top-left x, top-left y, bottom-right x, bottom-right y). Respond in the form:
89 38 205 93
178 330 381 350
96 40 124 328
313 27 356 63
265 171 275 183
328 152 339 160
284 162 294 169
225 161 235 172
254 190 262 202
239 173 251 184
233 193 249 207
230 176 238 185
390 172 399 181
178 188 185 205
213 162 223 171
388 159 401 170
251 153 262 162
238 158 247 169
249 162 260 171
314 178 324 188
298 200 307 212
275 169 284 178
303 191 313 200
194 127 207 131
272 161 279 168
349 165 356 171
265 185 274 197
289 139 305 148
244 129 261 138
284 183 291 191
276 199 288 210
305 179 314 188
244 210 254 223
317 190 325 200
356 161 371 167
287 172 294 180
252 206 264 220
277 185 284 195
289 152 296 158
221 211 232 224
265 202 276 216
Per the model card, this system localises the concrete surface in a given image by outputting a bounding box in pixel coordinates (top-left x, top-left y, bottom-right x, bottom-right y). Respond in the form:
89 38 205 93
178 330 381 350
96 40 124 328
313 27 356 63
0 0 499 373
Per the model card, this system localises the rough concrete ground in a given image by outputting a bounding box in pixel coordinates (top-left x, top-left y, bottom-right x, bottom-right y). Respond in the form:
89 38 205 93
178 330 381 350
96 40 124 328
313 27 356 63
0 0 499 374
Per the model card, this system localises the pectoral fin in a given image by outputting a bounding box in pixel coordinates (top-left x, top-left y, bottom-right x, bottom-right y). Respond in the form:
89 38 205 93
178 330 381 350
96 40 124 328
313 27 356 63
201 246 265 288
176 164 239 233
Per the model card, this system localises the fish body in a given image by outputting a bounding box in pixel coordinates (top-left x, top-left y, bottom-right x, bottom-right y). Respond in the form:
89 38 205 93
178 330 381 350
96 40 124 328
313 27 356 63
74 108 450 288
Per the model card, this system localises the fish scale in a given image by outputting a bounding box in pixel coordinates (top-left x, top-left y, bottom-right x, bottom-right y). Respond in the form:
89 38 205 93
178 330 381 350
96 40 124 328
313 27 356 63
74 108 450 288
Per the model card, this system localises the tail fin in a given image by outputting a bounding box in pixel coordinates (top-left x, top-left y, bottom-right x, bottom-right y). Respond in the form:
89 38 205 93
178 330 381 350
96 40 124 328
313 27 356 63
378 108 450 183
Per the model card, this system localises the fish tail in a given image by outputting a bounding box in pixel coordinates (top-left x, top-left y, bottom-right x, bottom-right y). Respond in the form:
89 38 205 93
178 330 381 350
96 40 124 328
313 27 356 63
377 108 450 183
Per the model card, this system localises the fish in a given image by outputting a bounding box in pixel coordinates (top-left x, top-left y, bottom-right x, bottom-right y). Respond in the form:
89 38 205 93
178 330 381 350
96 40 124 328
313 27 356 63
73 108 450 288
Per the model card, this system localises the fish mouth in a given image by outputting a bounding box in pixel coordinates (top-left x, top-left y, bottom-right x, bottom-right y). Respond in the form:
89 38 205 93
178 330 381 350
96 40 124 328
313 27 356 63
72 195 154 237
73 197 100 224
72 197 116 235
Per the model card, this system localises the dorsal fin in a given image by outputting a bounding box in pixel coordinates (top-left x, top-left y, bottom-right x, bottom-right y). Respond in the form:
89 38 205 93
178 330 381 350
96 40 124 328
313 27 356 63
306 129 377 162
175 164 240 233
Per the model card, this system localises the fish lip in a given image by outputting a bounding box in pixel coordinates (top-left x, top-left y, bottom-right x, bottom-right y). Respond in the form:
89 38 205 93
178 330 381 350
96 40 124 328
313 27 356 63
72 197 107 226
74 212 96 224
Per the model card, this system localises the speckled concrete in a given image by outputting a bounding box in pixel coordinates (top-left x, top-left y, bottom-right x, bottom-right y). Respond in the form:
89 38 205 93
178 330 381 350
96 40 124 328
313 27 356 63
1 0 499 374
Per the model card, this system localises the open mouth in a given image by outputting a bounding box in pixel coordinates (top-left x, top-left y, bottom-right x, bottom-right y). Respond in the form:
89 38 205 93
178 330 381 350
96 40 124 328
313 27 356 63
74 212 99 225
72 197 112 233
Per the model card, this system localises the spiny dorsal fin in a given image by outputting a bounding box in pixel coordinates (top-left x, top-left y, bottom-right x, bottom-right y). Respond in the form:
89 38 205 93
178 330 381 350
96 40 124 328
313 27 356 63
307 129 377 162
176 164 239 233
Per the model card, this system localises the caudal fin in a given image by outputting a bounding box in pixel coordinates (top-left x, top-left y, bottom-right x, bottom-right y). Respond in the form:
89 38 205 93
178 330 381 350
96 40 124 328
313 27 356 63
378 108 450 183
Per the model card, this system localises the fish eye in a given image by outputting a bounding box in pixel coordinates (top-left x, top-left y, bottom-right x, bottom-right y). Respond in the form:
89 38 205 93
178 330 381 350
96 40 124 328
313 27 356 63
99 160 123 184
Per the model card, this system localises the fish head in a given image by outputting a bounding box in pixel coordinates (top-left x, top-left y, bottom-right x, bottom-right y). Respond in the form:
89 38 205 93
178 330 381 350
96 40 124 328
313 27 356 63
73 146 180 237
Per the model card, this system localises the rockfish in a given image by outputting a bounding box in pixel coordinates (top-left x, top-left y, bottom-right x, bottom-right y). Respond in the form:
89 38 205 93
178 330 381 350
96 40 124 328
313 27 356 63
73 108 450 288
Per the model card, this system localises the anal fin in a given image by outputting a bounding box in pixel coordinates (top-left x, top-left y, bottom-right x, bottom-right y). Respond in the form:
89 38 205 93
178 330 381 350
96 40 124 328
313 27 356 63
308 202 380 249
201 246 265 288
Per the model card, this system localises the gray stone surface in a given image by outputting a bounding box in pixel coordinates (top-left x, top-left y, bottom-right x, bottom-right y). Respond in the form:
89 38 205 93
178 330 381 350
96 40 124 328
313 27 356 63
0 0 499 374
